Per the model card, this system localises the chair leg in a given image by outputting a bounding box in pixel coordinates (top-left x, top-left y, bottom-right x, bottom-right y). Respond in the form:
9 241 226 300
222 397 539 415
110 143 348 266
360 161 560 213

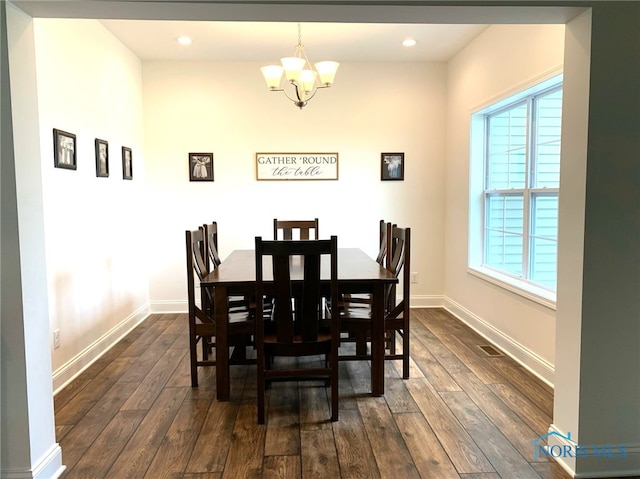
388 329 396 354
190 336 198 388
330 381 338 422
257 357 266 424
202 336 209 361
355 331 367 356
229 336 248 363
402 320 410 379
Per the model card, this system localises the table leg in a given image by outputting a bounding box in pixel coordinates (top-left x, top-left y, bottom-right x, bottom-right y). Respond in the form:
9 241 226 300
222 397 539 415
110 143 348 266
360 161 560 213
215 285 230 401
371 282 385 396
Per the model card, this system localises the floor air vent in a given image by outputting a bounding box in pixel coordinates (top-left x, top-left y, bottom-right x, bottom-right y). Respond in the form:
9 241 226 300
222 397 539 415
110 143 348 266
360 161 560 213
478 345 503 357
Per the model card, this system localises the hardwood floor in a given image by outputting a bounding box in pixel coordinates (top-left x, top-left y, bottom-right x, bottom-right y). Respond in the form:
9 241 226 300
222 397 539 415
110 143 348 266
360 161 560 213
55 308 573 479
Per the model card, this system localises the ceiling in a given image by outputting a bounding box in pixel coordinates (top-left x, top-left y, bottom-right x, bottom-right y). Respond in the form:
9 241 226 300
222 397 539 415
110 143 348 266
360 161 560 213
16 1 584 64
98 20 488 63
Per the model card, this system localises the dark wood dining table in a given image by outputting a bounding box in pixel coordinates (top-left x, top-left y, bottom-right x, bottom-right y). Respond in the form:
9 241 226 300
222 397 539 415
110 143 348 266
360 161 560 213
200 247 398 401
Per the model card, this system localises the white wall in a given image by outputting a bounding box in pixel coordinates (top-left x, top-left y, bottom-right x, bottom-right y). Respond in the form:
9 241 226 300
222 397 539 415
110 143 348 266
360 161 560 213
3 3 64 477
554 5 640 476
143 60 447 310
551 11 591 474
444 24 565 384
32 19 149 390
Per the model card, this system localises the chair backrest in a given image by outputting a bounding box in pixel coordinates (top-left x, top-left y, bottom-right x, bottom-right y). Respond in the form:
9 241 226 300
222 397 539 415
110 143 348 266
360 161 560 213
202 221 222 271
388 226 408 277
376 220 391 265
185 228 211 319
386 225 411 311
255 236 338 344
273 218 319 240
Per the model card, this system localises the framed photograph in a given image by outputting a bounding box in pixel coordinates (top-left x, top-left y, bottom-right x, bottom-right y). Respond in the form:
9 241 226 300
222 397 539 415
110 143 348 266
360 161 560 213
53 128 77 170
122 146 133 180
381 152 404 181
189 153 214 181
95 139 109 177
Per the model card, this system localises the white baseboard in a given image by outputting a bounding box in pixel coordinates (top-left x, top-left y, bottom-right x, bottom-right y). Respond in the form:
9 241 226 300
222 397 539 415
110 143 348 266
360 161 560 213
1 443 65 479
443 296 555 387
547 424 640 478
52 303 150 395
149 300 187 313
546 424 577 477
406 294 445 308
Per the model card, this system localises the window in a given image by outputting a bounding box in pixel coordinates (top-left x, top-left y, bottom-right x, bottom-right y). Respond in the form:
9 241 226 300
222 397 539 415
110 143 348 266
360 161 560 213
470 76 562 297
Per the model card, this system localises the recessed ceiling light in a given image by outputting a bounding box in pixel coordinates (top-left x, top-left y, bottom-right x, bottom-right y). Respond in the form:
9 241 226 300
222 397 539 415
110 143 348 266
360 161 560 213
176 36 192 46
402 39 417 47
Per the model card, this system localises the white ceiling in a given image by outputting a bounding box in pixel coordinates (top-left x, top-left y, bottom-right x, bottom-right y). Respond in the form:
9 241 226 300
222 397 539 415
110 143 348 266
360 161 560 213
17 1 584 64
99 20 489 62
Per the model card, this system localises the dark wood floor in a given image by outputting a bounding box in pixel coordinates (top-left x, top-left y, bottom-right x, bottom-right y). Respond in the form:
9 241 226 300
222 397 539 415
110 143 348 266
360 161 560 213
54 308 573 479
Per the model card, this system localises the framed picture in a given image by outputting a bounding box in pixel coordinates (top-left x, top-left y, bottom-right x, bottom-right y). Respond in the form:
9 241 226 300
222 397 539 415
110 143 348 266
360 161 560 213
189 152 214 181
53 128 77 170
255 153 339 181
95 139 109 177
381 152 404 181
122 146 133 180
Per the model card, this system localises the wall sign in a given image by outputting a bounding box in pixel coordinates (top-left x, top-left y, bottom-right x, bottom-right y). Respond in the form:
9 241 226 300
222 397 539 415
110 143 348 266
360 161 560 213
256 153 339 181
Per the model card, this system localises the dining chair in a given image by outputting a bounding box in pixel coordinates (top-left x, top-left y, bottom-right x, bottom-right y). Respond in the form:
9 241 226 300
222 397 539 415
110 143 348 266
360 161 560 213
185 228 254 387
254 235 339 424
273 218 319 240
343 220 391 306
337 224 411 379
334 220 389 356
383 224 411 378
202 221 249 313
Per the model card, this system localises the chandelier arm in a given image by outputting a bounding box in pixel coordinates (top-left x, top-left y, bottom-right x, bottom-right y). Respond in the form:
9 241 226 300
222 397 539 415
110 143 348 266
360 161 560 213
280 87 300 104
275 82 317 102
269 83 330 106
302 87 319 102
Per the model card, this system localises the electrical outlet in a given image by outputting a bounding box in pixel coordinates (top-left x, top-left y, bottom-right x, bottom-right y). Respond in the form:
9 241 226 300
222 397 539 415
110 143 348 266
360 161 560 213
411 272 419 284
53 329 60 349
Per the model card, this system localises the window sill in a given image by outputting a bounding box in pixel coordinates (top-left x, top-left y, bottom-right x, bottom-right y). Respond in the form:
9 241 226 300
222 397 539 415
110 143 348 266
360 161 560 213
467 266 556 310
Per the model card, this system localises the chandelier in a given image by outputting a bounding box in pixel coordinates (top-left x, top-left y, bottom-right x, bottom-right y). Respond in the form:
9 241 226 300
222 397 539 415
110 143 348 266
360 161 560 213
260 23 339 109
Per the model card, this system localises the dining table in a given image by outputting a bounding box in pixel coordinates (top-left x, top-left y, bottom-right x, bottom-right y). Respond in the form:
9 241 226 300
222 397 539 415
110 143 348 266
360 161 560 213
200 247 398 401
